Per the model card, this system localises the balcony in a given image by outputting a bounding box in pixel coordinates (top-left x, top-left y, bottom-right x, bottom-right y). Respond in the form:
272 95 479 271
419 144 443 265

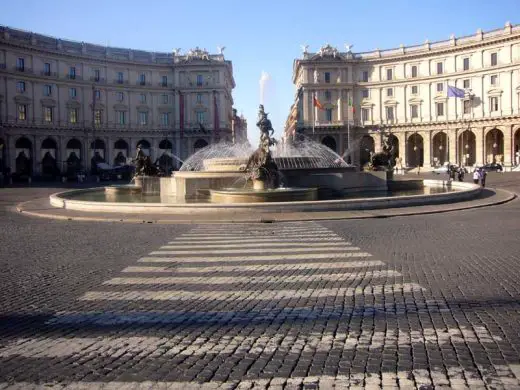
113 79 128 85
159 82 171 88
40 71 57 77
14 67 33 73
90 77 106 83
66 74 82 80
136 81 151 86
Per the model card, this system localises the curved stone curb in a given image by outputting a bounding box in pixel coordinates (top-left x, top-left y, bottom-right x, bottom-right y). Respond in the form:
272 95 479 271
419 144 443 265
15 188 516 224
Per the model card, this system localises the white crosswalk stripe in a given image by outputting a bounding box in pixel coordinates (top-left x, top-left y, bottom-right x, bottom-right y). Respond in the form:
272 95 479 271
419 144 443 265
155 246 360 254
141 252 373 262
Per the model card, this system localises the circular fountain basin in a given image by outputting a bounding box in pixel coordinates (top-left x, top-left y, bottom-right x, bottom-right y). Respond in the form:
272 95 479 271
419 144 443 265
210 187 318 203
105 184 142 195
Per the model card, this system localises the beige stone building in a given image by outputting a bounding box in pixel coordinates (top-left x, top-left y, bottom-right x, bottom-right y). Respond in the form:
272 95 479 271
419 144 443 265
285 22 520 170
0 26 237 178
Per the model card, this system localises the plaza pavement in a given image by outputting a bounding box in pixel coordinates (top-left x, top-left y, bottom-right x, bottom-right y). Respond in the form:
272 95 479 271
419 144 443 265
0 173 520 389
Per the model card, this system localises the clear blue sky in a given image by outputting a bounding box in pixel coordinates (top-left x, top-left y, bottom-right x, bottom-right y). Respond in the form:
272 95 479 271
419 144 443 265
1 0 518 146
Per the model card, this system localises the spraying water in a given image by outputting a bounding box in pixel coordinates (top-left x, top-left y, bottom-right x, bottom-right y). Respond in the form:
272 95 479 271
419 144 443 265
259 71 270 105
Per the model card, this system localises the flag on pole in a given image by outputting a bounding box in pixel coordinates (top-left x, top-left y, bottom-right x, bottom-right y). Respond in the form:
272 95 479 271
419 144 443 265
348 97 355 113
447 85 465 98
313 94 324 110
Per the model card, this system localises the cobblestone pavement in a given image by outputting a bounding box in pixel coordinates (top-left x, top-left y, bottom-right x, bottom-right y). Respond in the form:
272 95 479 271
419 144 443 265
0 174 520 389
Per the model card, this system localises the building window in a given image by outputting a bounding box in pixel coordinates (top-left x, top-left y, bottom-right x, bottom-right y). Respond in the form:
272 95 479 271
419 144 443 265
117 111 126 125
44 85 52 96
161 112 170 126
196 93 203 104
491 52 498 66
117 92 124 102
139 111 148 125
196 74 203 86
411 65 418 78
69 66 76 79
17 104 27 120
411 85 418 95
385 106 394 121
94 90 101 100
325 108 332 121
362 71 369 82
490 75 498 86
44 63 51 76
463 100 471 114
361 89 369 98
436 102 444 116
43 107 53 123
196 111 205 123
162 94 169 104
325 91 331 101
94 69 100 81
463 79 470 89
16 58 24 71
139 93 146 103
436 62 443 75
94 110 102 125
386 68 393 80
117 72 124 84
162 76 168 87
436 83 443 93
69 109 78 124
69 87 77 98
16 81 25 93
463 57 470 71
139 73 146 85
411 104 418 118
387 88 393 97
490 97 499 112
324 72 331 83
361 108 369 122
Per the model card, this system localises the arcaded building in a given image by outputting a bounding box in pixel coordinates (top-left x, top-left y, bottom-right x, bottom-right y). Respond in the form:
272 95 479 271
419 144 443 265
285 22 520 170
0 26 237 178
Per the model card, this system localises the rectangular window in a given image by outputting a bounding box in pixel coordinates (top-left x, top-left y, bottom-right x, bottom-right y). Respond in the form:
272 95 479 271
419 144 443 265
490 97 499 112
117 92 124 102
463 57 470 71
411 65 418 78
117 111 126 125
386 68 393 80
436 102 444 116
161 76 168 86
94 110 102 125
43 107 53 123
436 62 443 75
117 72 124 83
16 81 25 93
139 111 148 125
161 113 170 126
44 85 52 96
197 74 203 86
94 90 101 100
162 94 169 104
94 69 100 81
69 66 76 79
325 108 332 121
387 88 393 97
139 73 146 85
490 75 497 85
361 108 369 122
361 89 369 98
411 85 418 95
196 93 202 104
139 93 146 103
69 108 78 124
196 111 205 123
362 71 369 82
69 88 77 98
16 58 24 71
463 79 470 89
463 100 471 114
44 63 51 76
325 91 331 101
411 104 418 118
17 104 27 120
386 106 394 121
436 82 443 93
324 72 331 83
491 52 498 66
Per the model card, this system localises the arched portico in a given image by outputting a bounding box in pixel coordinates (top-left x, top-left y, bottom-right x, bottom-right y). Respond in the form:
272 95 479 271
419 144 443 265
359 135 374 167
407 133 424 167
458 130 476 167
321 136 337 153
485 128 504 164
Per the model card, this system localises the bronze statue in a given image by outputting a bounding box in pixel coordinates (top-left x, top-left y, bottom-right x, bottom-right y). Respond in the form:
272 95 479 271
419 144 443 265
369 134 397 171
132 145 162 177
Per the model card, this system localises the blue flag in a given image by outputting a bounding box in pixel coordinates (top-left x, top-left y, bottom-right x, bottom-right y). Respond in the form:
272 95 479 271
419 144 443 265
447 85 465 98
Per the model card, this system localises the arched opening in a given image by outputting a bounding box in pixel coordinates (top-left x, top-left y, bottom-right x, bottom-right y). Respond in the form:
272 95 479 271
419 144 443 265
90 139 106 174
158 139 174 173
15 137 32 177
387 134 399 158
159 139 173 150
485 128 504 164
407 133 424 167
65 139 82 176
359 135 374 167
114 139 129 166
321 136 337 153
458 130 476 167
41 138 58 177
432 132 448 166
514 128 520 166
193 139 208 151
0 138 5 173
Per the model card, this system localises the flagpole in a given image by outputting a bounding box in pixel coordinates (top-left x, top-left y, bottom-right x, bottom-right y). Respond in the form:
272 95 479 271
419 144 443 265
312 91 315 134
347 90 350 161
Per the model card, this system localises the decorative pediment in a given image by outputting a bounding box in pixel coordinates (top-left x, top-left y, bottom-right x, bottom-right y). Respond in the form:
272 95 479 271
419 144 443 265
408 97 423 104
433 95 447 102
383 99 398 106
322 102 336 110
361 102 375 108
90 103 105 110
13 95 32 104
40 97 56 107
136 104 150 112
66 100 81 109
487 87 503 96
113 103 127 111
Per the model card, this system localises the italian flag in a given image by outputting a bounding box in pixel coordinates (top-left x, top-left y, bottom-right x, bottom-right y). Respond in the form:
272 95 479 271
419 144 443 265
313 95 324 110
349 97 355 113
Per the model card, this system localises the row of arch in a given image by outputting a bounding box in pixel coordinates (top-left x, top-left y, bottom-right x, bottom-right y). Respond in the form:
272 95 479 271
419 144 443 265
320 128 520 167
0 137 210 177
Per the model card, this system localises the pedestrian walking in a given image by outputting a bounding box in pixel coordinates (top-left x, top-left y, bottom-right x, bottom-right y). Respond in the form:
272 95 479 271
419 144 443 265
480 168 487 188
457 167 465 182
472 169 480 184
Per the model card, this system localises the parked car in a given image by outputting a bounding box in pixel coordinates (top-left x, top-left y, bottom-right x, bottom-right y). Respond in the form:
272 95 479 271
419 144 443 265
481 163 503 172
432 164 468 174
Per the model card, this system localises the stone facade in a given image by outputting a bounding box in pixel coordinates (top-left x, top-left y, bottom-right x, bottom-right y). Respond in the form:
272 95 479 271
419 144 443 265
285 23 520 170
0 26 237 177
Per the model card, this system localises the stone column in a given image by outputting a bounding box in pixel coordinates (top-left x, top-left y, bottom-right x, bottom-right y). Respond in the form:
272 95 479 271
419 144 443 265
396 132 406 168
503 124 513 169
421 130 431 168
474 127 484 166
448 129 457 165
105 136 111 165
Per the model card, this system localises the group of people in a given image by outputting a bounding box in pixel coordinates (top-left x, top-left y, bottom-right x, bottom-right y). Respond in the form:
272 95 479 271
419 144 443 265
447 165 466 182
472 167 488 188
446 164 487 187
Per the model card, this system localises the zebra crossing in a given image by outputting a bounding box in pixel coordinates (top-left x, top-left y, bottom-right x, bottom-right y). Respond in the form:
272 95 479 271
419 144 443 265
1 221 520 389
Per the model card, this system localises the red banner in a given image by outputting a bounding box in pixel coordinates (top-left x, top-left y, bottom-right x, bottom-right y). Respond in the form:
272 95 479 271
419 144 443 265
179 92 184 138
213 91 219 137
